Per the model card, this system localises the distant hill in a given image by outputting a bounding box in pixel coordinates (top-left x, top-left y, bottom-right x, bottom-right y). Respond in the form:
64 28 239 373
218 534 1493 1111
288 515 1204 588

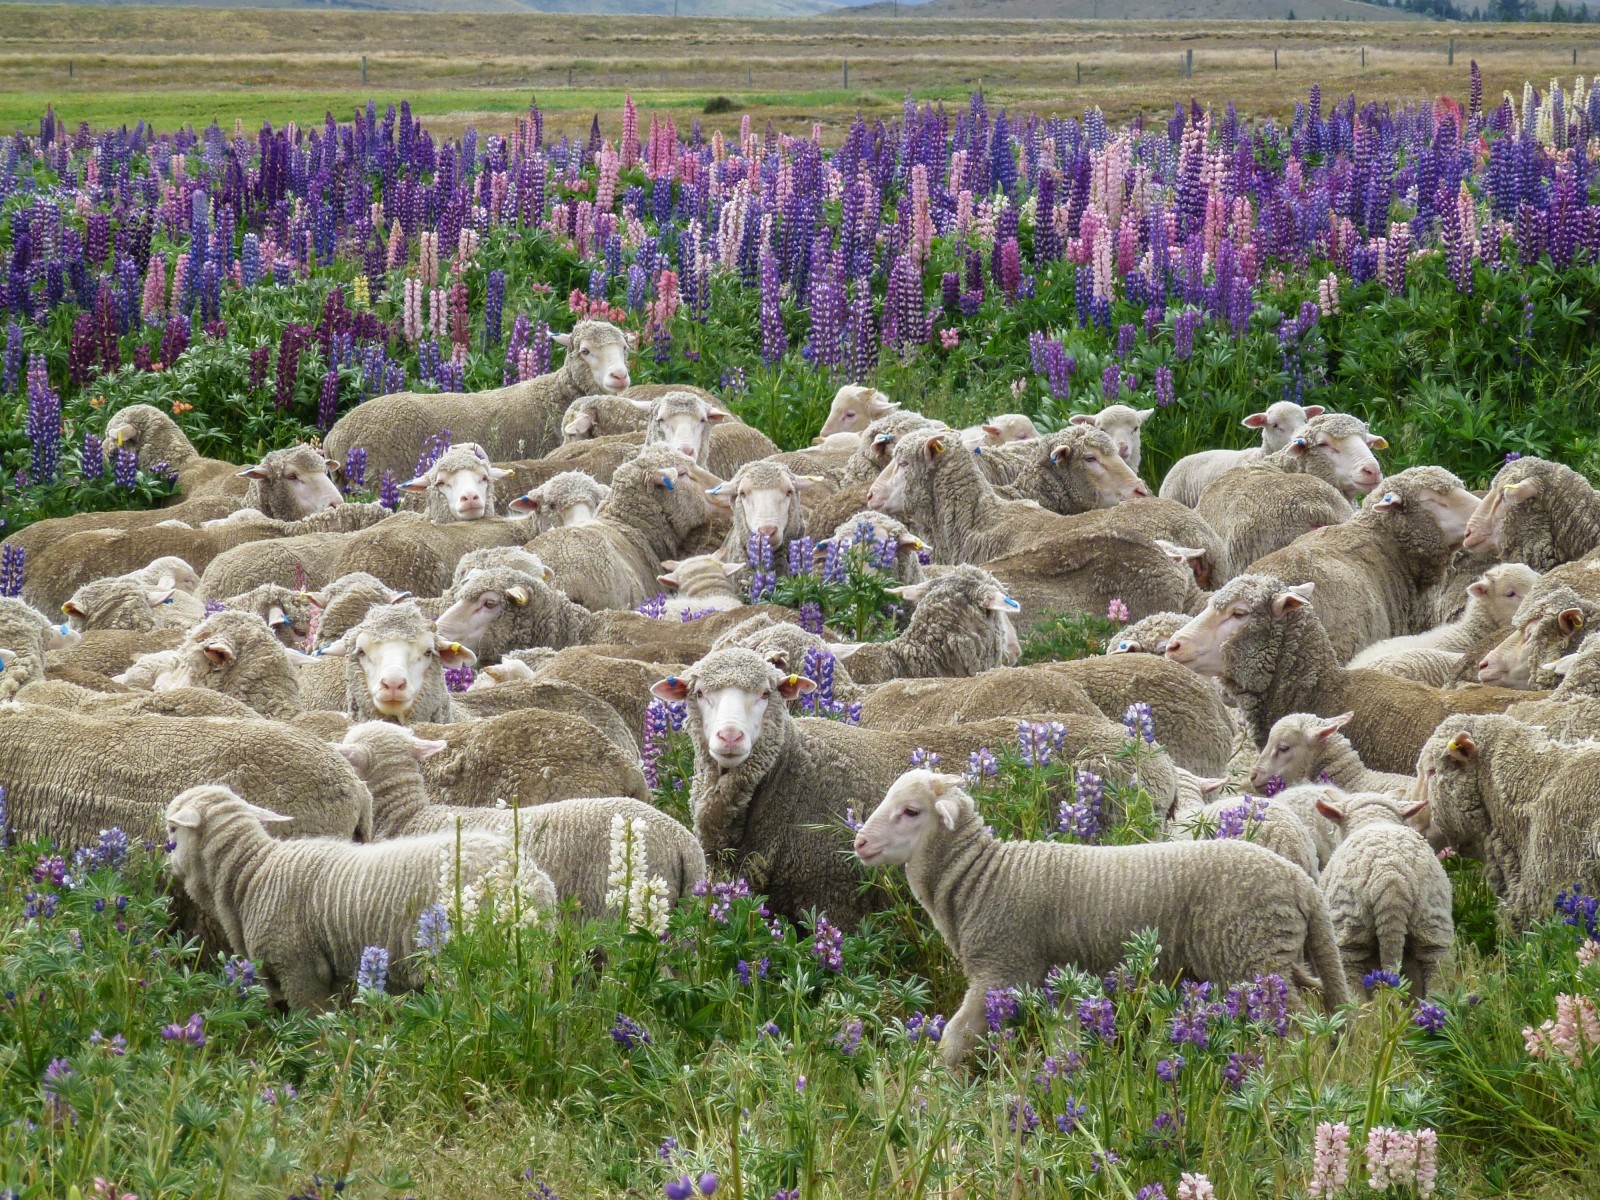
848 0 1424 17
0 0 875 16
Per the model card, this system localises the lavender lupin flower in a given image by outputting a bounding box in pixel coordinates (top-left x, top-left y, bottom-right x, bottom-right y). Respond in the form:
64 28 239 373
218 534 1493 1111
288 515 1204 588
356 946 389 991
1122 701 1156 744
112 447 138 490
0 545 24 599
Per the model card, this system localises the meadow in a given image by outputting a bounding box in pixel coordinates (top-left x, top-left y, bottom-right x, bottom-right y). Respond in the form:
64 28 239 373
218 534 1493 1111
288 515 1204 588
3 24 1600 1200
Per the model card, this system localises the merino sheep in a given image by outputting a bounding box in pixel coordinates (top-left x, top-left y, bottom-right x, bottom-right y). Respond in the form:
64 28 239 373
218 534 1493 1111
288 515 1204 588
308 572 413 651
1506 636 1600 740
855 667 1106 730
1000 425 1151 514
561 393 653 441
165 784 550 1009
714 460 817 566
1313 790 1452 997
1167 794 1322 879
227 444 347 522
1194 465 1353 576
61 575 205 634
334 721 704 918
1248 712 1413 796
644 388 730 463
0 597 81 700
218 584 315 648
959 413 1039 449
1350 562 1540 672
1166 574 1534 775
453 676 639 758
802 411 949 534
657 556 747 618
1247 466 1483 662
1107 612 1191 657
133 556 204 595
852 770 1350 1064
816 384 898 439
832 567 1022 683
508 471 612 531
1476 585 1596 690
324 320 633 486
1462 456 1600 570
192 501 396 601
1068 404 1156 470
1158 402 1327 507
653 648 1174 928
155 609 312 719
319 601 475 725
400 442 510 522
47 628 184 682
824 512 928 585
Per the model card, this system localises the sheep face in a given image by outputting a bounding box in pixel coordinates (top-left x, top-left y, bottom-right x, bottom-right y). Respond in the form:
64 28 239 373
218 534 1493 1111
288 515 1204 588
1411 725 1491 855
1286 425 1384 498
335 720 448 779
63 579 174 633
1366 474 1480 551
1167 579 1315 677
1467 563 1540 624
853 770 970 866
653 657 813 769
146 557 203 595
1070 404 1154 468
976 413 1039 447
555 321 632 394
1248 712 1352 790
1477 598 1588 688
866 429 961 516
237 445 344 519
818 385 896 439
1242 402 1324 454
1047 428 1150 509
726 463 811 543
435 577 534 654
649 392 728 461
165 785 291 882
326 617 475 719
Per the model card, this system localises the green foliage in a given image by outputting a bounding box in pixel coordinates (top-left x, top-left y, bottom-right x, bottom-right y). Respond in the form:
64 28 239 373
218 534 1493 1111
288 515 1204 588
1020 610 1123 664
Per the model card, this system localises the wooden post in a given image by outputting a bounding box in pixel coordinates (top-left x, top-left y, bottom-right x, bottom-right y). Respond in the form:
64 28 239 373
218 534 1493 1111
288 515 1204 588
1274 48 1278 71
361 55 367 85
843 59 849 88
68 60 74 79
746 66 752 86
1185 48 1193 78
1076 61 1081 84
1448 37 1455 66
1361 46 1366 69
568 64 574 87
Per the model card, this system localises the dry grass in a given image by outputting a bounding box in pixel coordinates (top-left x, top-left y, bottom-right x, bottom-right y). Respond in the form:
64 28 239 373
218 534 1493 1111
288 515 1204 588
0 6 1591 138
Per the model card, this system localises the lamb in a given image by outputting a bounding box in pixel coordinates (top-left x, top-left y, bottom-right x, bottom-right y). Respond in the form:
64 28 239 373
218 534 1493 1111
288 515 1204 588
1167 794 1322 880
1462 456 1600 570
61 575 205 634
323 319 633 486
1507 636 1600 740
0 597 80 700
1349 562 1540 672
830 567 1022 683
1247 713 1414 797
333 721 704 918
855 667 1106 730
134 556 204 595
400 442 510 522
713 460 817 566
0 705 371 852
653 648 1173 928
1476 585 1596 690
318 601 476 725
1068 404 1156 470
164 784 551 1009
1165 574 1534 775
507 471 612 531
1312 790 1452 997
1107 612 1191 656
561 393 653 441
816 384 898 439
657 556 747 618
526 447 717 611
852 769 1350 1064
1247 466 1483 662
1158 401 1327 508
958 413 1039 449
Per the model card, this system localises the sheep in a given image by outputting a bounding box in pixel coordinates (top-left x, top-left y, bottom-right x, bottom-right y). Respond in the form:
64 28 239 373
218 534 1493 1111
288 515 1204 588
816 384 898 439
333 721 704 918
217 584 315 648
855 667 1106 730
1349 648 1465 688
653 647 1173 928
133 556 204 595
307 572 413 651
1476 585 1597 690
714 460 818 566
831 567 1020 684
852 769 1350 1064
325 507 540 600
318 601 475 725
1194 465 1353 576
1312 789 1452 997
1165 574 1534 775
398 442 510 522
709 613 862 699
1107 612 1191 656
1462 456 1600 570
507 471 612 531
1000 425 1151 514
561 393 653 441
1158 401 1327 508
0 597 80 700
1349 562 1540 672
798 411 947 536
657 556 746 618
47 628 184 682
113 649 183 690
828 511 929 584
228 444 347 522
323 320 633 486
1247 466 1483 662
958 413 1039 449
1248 712 1414 797
1507 636 1600 740
154 609 312 720
526 447 717 611
454 676 639 758
1167 794 1322 880
0 705 371 852
61 575 205 635
13 677 261 721
643 388 731 464
1255 413 1386 500
497 434 645 505
1068 404 1156 471
165 784 551 1009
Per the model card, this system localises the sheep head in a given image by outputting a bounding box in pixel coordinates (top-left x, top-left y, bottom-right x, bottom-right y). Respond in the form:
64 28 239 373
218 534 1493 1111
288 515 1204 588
237 444 344 519
853 769 973 866
818 384 897 439
555 320 633 394
652 648 814 770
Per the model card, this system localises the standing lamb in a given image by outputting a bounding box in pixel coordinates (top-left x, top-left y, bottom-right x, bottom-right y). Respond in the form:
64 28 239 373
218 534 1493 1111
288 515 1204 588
1166 794 1322 880
1248 713 1414 796
1158 402 1327 508
1313 790 1452 997
852 770 1350 1065
1462 456 1600 570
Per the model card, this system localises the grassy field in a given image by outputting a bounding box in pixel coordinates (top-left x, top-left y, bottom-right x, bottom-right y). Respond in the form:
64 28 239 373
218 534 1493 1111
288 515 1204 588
0 7 1596 137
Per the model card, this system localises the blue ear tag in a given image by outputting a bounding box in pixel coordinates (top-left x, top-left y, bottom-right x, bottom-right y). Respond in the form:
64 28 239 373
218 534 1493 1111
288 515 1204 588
1003 595 1020 610
972 446 983 455
59 623 70 634
667 675 678 685
662 476 676 491
163 597 174 605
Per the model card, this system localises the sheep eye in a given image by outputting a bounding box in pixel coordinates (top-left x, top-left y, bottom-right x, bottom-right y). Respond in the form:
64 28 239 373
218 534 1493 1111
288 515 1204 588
286 474 299 482
903 807 920 818
761 690 771 699
483 599 498 609
1275 744 1291 754
845 410 856 419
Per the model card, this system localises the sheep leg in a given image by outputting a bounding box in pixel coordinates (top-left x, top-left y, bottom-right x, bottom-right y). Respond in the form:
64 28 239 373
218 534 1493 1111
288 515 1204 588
274 962 336 1013
1403 950 1439 999
941 979 1000 1068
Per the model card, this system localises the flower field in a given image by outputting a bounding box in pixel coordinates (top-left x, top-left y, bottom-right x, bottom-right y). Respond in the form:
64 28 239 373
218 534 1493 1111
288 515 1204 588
3 63 1600 1199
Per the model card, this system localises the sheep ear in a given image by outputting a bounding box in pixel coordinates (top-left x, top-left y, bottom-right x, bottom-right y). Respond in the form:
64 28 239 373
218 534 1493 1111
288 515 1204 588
146 587 177 608
62 600 88 619
1314 798 1346 823
1241 412 1269 429
796 474 825 490
1545 652 1579 677
1271 583 1315 616
1049 443 1073 465
722 560 746 578
509 494 541 513
488 466 512 481
389 590 414 604
897 533 924 550
1315 712 1354 738
168 806 204 828
303 589 331 608
436 639 477 668
777 673 816 700
1303 406 1326 418
922 433 949 461
400 476 432 493
656 572 680 590
764 650 791 671
412 737 450 760
623 398 655 412
1504 479 1541 505
1133 408 1155 425
236 464 272 480
981 423 1003 436
887 581 933 603
1401 799 1430 823
831 643 865 659
318 632 354 658
201 640 236 666
703 488 733 513
333 743 371 773
985 592 1022 613
706 409 731 424
1284 437 1310 459
651 674 691 702
505 586 530 606
1446 731 1477 762
283 648 320 665
1365 433 1389 450
686 464 724 489
625 330 641 348
265 604 290 629
1370 491 1403 511
242 802 294 825
552 332 572 347
1466 580 1489 599
1199 777 1228 795
933 795 963 830
1557 608 1586 636
1068 414 1096 427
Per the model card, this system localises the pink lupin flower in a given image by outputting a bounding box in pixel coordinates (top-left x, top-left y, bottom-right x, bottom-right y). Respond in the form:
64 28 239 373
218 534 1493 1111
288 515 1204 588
1176 1173 1215 1200
1107 598 1130 622
1307 1120 1350 1196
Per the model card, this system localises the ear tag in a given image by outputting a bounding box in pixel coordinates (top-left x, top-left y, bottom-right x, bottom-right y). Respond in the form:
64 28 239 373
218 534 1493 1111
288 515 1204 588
929 440 945 456
786 674 799 686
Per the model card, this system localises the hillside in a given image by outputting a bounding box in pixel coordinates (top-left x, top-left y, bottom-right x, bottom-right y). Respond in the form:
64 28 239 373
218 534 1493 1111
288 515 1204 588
0 0 865 18
851 0 1424 18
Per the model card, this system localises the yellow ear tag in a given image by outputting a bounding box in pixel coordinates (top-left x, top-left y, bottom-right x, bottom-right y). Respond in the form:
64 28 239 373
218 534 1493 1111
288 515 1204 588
1446 734 1462 752
929 439 945 456
786 674 799 686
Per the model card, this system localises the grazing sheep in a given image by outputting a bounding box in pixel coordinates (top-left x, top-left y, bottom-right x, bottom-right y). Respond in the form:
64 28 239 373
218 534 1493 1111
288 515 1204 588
527 448 717 611
1068 404 1156 470
1167 794 1322 880
1248 713 1414 797
1107 612 1191 657
831 567 1021 683
1165 574 1533 775
508 471 612 530
816 384 898 439
1506 636 1600 740
959 413 1039 449
855 667 1106 730
0 705 371 852
0 597 81 700
319 601 475 725
1247 466 1483 662
309 572 413 651
1462 456 1600 570
218 584 315 648
400 442 510 522
714 460 817 566
561 393 653 441
653 648 1171 928
1349 562 1540 672
852 770 1350 1064
1476 586 1597 690
323 320 634 485
1313 790 1452 997
658 556 747 618
1158 402 1327 507
164 784 549 1009
334 721 703 918
61 575 205 634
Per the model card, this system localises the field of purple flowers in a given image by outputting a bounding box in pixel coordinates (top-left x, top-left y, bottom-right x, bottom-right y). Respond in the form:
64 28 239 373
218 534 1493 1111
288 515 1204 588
3 64 1600 1200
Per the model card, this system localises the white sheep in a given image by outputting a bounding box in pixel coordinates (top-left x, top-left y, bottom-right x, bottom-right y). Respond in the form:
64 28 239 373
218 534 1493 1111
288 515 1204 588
318 601 477 724
1167 794 1321 879
852 769 1350 1064
1158 402 1326 507
958 413 1039 450
401 442 511 522
1069 404 1155 470
1248 712 1414 798
507 471 612 531
1349 562 1540 671
656 555 747 619
816 384 897 439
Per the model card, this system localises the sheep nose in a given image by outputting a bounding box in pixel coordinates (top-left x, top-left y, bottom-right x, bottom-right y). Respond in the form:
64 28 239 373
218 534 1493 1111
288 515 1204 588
676 444 697 458
1131 481 1151 498
714 728 746 751
1463 529 1485 550
755 523 780 538
866 487 884 510
1477 658 1497 680
1118 446 1131 460
378 677 408 695
1164 639 1187 661
853 833 870 854
459 492 481 507
328 493 343 507
607 369 630 389
1357 465 1380 484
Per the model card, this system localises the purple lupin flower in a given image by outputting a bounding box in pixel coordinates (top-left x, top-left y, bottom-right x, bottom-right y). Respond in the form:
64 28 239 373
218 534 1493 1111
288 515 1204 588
810 914 844 971
378 470 400 510
745 532 775 601
483 268 505 349
0 545 25 599
24 354 61 484
758 246 787 366
1078 995 1116 1045
1154 365 1175 408
112 447 138 490
317 369 340 431
343 447 367 493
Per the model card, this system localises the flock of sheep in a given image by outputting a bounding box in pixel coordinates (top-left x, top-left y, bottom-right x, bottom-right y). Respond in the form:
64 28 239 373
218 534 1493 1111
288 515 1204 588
4 315 1599 1062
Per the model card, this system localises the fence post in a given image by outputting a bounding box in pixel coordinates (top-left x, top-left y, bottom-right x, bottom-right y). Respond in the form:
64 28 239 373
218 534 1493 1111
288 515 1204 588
361 55 367 85
1185 48 1193 78
1274 48 1279 71
1076 61 1081 84
567 64 573 87
1361 47 1366 69
843 59 848 88
1448 37 1455 66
